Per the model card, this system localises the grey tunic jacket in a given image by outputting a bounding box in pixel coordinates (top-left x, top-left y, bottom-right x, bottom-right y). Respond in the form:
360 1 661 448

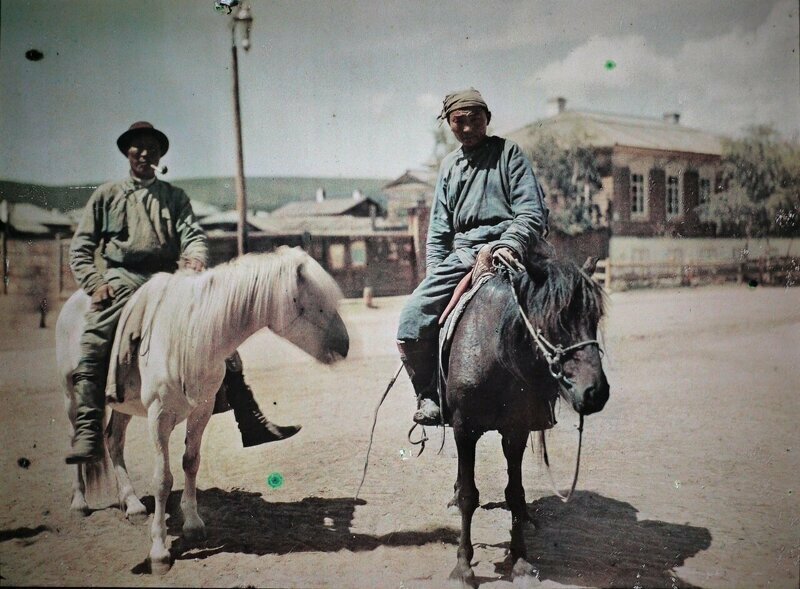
427 135 548 270
70 177 208 294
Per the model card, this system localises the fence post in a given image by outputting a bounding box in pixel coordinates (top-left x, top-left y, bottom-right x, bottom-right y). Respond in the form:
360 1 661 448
605 259 612 291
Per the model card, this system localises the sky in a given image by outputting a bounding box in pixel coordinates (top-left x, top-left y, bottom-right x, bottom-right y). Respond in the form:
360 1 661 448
1 0 798 186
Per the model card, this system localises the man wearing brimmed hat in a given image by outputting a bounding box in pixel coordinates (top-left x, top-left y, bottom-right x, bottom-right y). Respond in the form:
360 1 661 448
397 88 549 425
66 121 300 464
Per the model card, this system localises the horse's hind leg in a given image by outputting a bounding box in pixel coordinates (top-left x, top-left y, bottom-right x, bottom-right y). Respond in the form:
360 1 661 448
502 430 536 579
107 411 147 523
180 404 213 542
147 400 176 575
448 427 480 589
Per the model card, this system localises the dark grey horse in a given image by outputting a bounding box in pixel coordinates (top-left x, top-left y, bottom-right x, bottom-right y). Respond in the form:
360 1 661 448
444 255 609 587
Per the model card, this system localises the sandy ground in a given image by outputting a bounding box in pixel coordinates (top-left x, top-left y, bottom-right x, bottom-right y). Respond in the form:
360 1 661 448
0 284 798 588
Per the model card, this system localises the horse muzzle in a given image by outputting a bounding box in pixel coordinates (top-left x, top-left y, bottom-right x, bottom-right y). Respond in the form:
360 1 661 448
322 313 349 364
564 372 609 416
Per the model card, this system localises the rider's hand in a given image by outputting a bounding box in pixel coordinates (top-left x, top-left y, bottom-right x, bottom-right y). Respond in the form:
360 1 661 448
90 283 115 311
183 258 206 273
492 246 520 269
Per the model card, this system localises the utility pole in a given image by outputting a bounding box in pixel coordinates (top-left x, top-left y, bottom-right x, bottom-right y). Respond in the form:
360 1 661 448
231 4 253 256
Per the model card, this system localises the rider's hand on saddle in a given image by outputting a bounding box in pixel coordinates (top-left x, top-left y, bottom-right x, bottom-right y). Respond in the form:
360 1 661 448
183 258 206 273
90 283 115 310
492 246 520 268
472 244 494 282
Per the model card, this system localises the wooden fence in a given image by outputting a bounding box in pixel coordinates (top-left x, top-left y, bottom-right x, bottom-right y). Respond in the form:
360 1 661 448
595 256 798 291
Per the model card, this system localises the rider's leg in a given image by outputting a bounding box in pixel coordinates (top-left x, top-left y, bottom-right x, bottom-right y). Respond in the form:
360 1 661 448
67 275 142 464
397 252 470 425
220 352 301 447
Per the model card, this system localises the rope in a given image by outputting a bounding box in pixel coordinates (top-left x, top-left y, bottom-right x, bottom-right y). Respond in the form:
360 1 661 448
355 363 403 500
534 413 584 503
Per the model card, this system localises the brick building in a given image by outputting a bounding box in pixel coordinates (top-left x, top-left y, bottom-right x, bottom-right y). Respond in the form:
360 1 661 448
507 98 724 239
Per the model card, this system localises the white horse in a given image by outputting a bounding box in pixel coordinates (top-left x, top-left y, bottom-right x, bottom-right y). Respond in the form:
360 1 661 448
55 246 349 574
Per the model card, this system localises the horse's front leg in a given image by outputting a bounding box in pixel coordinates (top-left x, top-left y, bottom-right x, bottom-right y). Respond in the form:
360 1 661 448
180 401 213 542
66 393 90 516
147 399 176 575
502 430 537 579
70 465 90 516
449 427 480 589
106 411 148 523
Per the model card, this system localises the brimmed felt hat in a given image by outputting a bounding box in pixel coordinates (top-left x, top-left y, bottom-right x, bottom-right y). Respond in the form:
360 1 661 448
116 121 169 155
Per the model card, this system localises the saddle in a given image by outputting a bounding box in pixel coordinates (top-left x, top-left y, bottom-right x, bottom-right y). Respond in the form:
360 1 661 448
436 268 495 419
105 286 150 404
105 275 231 414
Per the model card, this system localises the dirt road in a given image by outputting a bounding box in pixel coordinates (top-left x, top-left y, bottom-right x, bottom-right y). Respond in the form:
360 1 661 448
1 284 798 588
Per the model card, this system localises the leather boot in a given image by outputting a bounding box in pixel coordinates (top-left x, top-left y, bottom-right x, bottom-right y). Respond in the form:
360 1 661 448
397 339 442 425
66 378 105 464
223 366 301 448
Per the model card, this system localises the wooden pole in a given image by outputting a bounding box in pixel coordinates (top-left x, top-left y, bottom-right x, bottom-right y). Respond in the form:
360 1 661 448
231 31 248 256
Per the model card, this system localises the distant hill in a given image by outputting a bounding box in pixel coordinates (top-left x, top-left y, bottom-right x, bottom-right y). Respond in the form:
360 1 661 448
0 176 390 213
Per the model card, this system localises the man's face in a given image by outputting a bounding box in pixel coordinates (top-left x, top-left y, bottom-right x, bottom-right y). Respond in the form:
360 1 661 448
126 135 162 179
448 107 488 148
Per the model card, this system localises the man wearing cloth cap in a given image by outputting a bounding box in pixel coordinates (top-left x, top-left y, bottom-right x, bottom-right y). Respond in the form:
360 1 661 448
397 89 549 425
66 121 299 464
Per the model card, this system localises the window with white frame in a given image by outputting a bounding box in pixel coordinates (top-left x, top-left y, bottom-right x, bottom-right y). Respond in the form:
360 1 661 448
630 172 646 217
666 175 681 217
699 178 711 204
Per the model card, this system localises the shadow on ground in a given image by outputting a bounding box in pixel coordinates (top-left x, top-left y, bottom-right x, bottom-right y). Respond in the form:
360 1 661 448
131 487 458 573
482 490 711 588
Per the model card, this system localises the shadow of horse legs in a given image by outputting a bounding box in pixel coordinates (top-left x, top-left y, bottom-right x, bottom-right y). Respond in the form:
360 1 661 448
131 487 458 573
484 490 711 588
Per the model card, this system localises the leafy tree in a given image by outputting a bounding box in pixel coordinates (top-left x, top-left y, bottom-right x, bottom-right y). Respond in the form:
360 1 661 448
524 133 603 235
698 125 800 238
431 124 459 169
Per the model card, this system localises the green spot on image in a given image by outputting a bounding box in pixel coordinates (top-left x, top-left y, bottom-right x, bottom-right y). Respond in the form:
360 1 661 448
267 472 284 489
604 60 617 70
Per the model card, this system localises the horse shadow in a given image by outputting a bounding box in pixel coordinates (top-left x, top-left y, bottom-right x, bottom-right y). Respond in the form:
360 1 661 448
132 487 458 573
482 490 712 588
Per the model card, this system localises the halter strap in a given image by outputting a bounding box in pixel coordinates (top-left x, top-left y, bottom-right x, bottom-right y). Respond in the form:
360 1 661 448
500 261 603 384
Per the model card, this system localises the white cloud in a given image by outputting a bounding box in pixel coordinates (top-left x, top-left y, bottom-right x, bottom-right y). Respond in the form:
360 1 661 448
530 0 799 137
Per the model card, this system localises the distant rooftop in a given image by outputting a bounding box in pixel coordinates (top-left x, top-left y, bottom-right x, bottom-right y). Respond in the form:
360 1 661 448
271 195 383 218
0 200 74 234
507 108 724 156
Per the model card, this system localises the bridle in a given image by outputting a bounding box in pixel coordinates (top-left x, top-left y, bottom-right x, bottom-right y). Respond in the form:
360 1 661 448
499 258 603 385
498 257 603 503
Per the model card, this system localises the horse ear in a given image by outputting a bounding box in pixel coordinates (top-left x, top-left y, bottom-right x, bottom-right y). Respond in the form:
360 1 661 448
582 256 599 276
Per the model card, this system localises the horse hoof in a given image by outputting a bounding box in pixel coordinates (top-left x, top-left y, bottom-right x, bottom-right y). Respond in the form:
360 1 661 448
126 509 149 525
183 524 207 543
511 558 538 580
70 505 91 518
449 566 477 589
149 556 172 576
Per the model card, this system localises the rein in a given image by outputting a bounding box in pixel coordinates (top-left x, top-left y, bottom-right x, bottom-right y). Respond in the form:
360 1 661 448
497 258 598 503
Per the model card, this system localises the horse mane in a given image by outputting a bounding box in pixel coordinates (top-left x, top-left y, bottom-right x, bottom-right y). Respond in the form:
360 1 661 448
136 246 342 386
511 254 606 338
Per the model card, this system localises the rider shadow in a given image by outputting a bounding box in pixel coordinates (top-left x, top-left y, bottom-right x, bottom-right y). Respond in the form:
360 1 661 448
132 487 458 573
482 490 711 588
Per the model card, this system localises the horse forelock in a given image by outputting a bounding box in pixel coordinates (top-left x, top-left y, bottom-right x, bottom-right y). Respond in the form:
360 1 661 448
516 258 606 337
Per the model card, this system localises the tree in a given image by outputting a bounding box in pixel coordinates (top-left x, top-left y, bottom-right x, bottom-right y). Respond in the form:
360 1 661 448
524 133 603 235
698 125 800 238
430 124 459 170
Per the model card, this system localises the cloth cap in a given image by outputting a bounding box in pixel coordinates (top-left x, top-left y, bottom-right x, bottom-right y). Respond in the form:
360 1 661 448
116 121 169 155
438 88 490 121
